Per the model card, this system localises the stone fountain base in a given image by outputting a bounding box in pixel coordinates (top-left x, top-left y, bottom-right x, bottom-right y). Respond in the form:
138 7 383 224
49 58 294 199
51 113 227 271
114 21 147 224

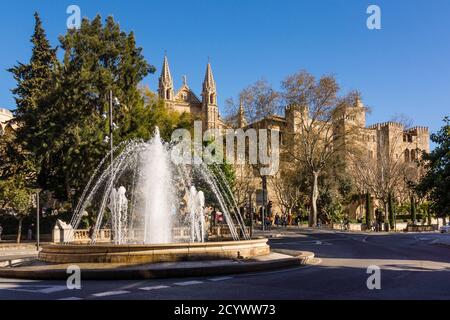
38 239 270 264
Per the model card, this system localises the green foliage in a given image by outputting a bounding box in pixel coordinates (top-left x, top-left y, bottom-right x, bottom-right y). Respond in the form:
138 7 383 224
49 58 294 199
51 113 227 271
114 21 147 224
0 177 33 217
417 117 450 219
6 12 57 187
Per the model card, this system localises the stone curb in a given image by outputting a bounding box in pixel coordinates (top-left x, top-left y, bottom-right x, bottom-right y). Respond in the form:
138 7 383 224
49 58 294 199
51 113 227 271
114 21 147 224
0 252 314 280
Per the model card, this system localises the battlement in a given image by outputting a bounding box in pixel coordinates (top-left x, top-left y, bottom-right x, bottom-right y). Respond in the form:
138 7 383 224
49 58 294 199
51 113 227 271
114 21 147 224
407 126 429 134
367 121 404 130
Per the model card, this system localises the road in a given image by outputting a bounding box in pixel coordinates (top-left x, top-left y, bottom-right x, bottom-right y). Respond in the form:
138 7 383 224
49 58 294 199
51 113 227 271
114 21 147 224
0 229 449 300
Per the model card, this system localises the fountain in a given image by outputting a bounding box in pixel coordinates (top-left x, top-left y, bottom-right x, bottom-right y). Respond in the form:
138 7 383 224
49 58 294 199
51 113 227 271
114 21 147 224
39 128 270 264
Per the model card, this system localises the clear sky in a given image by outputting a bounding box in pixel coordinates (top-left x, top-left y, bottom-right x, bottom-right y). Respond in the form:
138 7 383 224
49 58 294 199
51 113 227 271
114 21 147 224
1 0 449 136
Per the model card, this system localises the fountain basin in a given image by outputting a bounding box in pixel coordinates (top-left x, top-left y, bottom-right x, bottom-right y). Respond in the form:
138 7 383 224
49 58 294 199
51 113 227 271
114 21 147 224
39 239 270 264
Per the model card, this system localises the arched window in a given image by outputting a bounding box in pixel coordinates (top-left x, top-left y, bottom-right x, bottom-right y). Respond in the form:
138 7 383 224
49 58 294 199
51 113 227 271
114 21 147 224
404 149 410 162
411 149 416 161
166 89 171 100
210 94 214 104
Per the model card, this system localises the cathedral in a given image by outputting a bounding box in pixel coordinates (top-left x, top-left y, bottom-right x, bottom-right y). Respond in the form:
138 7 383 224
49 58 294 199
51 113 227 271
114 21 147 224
157 55 229 131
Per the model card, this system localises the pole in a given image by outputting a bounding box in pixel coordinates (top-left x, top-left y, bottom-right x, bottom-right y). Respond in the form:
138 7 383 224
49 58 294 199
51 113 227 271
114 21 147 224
109 90 114 173
248 192 253 239
36 190 40 251
262 176 267 231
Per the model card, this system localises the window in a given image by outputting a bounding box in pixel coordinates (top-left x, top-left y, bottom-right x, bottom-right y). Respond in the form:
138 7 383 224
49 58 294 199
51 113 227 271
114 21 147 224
411 149 416 161
166 89 171 100
404 149 410 162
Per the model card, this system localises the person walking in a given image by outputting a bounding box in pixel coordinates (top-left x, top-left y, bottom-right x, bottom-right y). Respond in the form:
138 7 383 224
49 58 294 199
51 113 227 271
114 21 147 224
0 224 3 241
275 213 280 227
27 227 33 241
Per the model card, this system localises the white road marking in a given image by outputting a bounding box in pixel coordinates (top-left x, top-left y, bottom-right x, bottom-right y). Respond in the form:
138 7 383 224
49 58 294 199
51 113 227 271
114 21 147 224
0 284 67 294
173 280 204 286
139 285 170 291
208 276 233 282
58 297 83 300
39 286 68 294
92 290 130 297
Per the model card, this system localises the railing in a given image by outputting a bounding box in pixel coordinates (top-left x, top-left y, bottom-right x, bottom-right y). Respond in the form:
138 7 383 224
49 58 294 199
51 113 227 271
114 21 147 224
72 229 111 243
64 225 251 243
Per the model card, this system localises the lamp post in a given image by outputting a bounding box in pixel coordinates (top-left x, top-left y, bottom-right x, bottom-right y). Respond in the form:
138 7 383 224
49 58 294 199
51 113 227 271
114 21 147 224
248 191 253 239
35 188 42 251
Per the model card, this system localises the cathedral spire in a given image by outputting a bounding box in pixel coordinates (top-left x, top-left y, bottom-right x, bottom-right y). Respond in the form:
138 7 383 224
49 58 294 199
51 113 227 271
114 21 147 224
158 55 174 100
203 62 216 93
202 62 218 130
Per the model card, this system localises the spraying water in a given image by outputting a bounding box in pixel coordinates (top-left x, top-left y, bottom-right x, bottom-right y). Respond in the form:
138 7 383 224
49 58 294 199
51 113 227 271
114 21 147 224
68 127 250 244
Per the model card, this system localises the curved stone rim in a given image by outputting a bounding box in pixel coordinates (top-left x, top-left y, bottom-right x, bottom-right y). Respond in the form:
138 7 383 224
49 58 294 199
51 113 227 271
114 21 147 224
39 239 271 264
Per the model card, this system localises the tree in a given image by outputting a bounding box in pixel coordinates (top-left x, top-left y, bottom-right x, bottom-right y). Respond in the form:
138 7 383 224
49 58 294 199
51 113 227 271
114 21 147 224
410 195 417 224
365 192 373 228
417 117 450 222
281 71 361 227
0 177 33 243
7 12 58 187
388 192 395 230
270 165 307 217
224 79 281 126
30 15 155 202
349 121 420 224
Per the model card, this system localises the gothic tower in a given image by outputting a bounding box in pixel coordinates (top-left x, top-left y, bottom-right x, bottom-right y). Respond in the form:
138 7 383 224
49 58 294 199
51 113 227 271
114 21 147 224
202 62 219 130
158 55 174 103
237 99 247 128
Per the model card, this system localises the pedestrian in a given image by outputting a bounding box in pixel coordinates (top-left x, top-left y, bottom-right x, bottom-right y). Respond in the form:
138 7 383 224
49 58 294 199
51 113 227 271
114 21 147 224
275 213 280 227
27 227 33 241
0 224 3 241
211 209 217 227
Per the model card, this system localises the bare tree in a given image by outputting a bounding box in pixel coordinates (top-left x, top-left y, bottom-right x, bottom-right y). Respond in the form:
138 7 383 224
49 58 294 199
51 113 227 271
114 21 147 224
349 127 420 218
224 79 282 127
281 71 362 227
270 164 308 216
233 164 256 207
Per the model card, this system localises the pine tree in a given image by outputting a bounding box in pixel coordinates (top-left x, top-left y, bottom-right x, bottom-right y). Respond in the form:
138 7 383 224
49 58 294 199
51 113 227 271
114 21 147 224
8 12 58 187
37 15 156 201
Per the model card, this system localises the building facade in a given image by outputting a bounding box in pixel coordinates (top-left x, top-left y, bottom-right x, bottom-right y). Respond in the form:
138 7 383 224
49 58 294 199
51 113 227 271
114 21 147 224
0 108 14 136
157 56 228 131
154 58 430 220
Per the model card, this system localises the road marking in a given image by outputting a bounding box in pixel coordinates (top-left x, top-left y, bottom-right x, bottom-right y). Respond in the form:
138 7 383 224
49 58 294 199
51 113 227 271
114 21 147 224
139 285 170 291
0 284 68 294
58 297 83 300
208 276 233 282
39 286 68 294
92 290 130 297
173 280 204 286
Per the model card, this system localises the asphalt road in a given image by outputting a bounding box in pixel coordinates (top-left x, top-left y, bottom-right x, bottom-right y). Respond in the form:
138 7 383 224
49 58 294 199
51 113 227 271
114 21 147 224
0 229 449 300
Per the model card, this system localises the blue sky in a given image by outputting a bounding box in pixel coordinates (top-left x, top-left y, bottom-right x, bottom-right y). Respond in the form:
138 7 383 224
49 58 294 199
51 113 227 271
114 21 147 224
1 0 449 136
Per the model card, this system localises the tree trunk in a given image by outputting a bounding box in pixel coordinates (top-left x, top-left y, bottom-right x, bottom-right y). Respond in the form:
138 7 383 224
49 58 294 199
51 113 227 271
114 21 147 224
410 195 417 224
388 192 395 231
365 192 372 229
309 171 319 227
16 217 23 244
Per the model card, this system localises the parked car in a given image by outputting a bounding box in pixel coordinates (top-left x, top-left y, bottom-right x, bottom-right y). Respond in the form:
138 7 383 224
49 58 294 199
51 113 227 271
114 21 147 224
439 223 450 233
